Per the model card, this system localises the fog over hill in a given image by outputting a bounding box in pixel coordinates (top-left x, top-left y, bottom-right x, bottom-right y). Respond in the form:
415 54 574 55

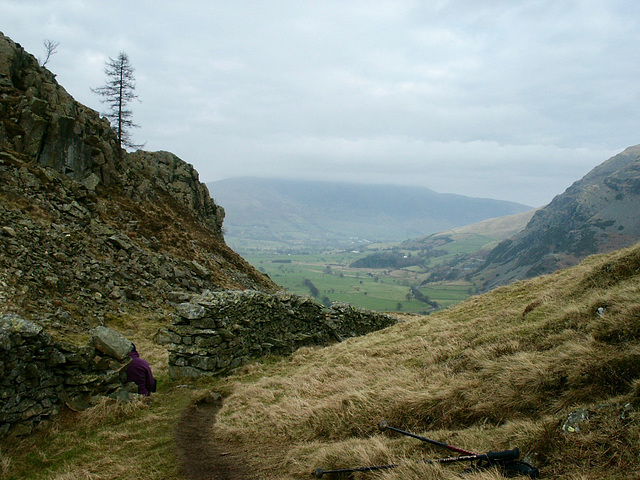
208 177 533 251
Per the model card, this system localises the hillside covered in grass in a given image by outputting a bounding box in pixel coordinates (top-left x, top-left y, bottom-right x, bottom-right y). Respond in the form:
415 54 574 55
4 241 640 479
209 241 640 479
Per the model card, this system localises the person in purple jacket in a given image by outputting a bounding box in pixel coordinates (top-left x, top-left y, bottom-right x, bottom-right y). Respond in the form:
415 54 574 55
126 344 157 396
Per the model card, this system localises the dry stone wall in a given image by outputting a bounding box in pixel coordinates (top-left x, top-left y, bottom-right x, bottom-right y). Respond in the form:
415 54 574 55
0 314 137 438
160 290 398 377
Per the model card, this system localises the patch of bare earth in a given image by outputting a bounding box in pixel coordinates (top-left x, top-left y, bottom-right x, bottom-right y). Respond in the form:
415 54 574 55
175 394 250 480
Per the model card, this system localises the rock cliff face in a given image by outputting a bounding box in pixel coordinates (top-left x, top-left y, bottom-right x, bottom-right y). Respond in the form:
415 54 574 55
126 150 225 234
475 145 640 291
0 32 278 334
0 33 120 189
0 33 225 237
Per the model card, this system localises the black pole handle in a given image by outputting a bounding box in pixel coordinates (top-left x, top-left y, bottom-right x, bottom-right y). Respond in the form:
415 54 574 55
502 461 540 478
486 447 520 462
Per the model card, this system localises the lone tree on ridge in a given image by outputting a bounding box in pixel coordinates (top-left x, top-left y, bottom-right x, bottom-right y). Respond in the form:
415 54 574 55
38 39 59 68
92 51 143 156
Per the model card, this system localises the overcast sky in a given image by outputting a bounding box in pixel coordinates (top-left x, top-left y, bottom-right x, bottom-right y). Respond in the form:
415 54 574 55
3 1 640 206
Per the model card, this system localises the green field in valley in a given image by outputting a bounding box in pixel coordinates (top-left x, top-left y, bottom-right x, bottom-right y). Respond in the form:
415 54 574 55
243 249 476 314
235 212 538 314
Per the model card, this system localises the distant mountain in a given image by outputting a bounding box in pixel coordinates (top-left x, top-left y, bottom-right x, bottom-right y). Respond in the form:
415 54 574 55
474 144 640 291
342 209 537 282
401 209 539 251
207 178 533 251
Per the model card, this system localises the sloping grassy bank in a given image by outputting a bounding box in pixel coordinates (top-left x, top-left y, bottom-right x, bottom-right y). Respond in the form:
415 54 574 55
214 242 640 479
0 315 228 480
1 383 190 479
3 243 640 479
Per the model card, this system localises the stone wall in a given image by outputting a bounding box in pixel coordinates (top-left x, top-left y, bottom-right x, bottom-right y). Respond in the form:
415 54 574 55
0 314 137 438
159 290 398 377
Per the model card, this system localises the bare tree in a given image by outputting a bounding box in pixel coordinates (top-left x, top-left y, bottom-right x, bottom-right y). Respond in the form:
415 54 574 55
92 52 143 155
39 39 59 68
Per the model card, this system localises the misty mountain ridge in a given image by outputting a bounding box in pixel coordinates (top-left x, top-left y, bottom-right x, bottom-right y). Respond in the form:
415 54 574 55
332 144 640 293
208 177 533 251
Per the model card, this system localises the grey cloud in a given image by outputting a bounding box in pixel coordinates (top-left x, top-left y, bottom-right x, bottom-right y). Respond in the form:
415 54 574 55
1 0 638 207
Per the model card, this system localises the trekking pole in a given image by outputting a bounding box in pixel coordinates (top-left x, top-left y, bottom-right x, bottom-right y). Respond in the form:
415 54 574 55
378 420 540 478
314 448 520 478
378 420 475 455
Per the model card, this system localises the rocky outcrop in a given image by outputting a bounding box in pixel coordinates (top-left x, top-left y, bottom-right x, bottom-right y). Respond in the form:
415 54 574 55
0 33 120 188
159 290 398 377
475 145 640 291
0 32 278 330
0 150 275 332
125 150 225 235
0 315 138 438
0 32 226 238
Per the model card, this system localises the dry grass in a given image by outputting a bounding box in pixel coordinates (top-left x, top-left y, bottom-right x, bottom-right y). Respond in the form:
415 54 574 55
3 242 640 479
0 376 218 480
211 242 640 479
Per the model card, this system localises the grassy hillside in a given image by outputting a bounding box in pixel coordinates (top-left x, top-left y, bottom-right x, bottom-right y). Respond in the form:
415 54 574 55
4 242 640 479
211 242 640 479
402 209 538 249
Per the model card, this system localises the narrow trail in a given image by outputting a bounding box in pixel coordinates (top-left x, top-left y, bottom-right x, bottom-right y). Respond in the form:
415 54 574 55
174 394 250 480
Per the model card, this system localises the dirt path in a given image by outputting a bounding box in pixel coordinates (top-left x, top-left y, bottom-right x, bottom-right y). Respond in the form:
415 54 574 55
174 394 250 480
